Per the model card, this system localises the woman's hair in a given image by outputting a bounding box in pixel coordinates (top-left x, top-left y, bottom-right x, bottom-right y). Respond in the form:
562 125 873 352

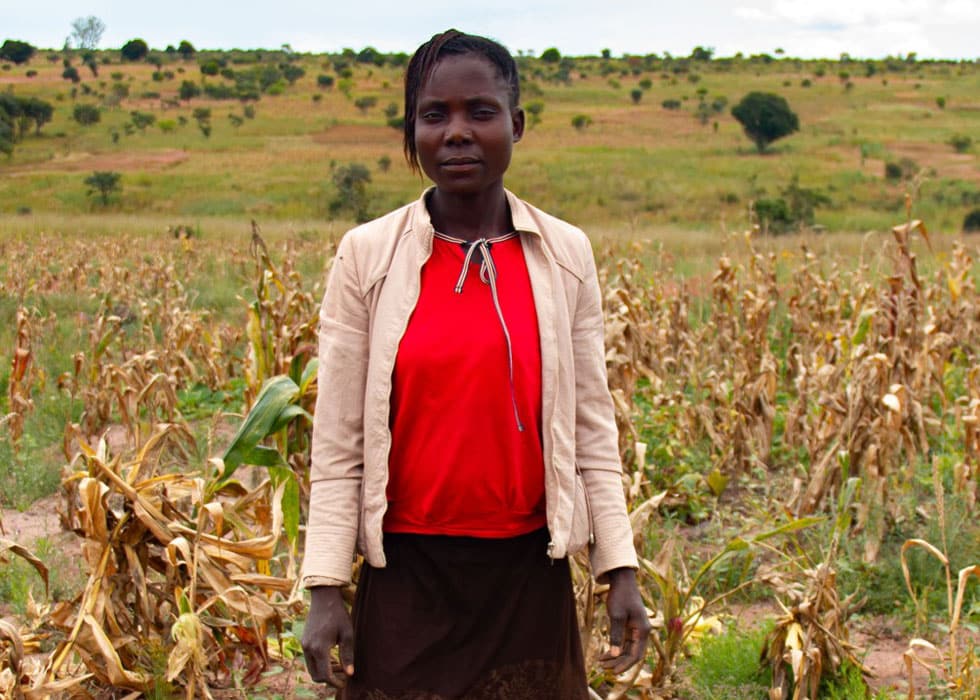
403 29 521 173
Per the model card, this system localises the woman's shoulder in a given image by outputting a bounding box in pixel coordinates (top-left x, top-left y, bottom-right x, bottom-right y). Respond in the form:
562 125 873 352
507 191 594 276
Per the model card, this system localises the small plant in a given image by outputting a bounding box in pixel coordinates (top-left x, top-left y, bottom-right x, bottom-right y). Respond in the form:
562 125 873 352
630 88 643 105
947 134 973 154
84 170 121 206
661 98 681 110
571 113 592 131
901 460 980 699
936 95 947 110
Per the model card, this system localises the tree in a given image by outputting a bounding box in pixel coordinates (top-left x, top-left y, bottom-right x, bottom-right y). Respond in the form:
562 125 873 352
329 163 372 222
0 39 36 65
84 171 121 206
0 94 21 155
192 107 211 137
690 46 714 61
21 97 53 136
541 47 561 64
177 40 196 59
120 38 149 62
731 91 799 153
179 80 201 101
70 16 106 50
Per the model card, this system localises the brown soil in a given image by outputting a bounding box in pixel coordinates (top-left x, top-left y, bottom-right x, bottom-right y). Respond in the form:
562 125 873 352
4 149 189 175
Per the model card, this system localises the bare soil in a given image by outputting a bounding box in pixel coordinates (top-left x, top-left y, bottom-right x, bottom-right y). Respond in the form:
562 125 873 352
4 148 189 175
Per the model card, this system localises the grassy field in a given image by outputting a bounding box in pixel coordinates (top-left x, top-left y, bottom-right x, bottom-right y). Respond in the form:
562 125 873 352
2 47 980 699
1 49 978 232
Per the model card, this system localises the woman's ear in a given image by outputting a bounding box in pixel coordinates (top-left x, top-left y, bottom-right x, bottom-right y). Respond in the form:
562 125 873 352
512 107 526 143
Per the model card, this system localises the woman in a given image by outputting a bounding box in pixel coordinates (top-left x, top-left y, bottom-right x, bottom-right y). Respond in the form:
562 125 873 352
301 29 650 699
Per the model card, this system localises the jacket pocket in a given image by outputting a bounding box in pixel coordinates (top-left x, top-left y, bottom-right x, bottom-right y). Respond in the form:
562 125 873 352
567 470 594 555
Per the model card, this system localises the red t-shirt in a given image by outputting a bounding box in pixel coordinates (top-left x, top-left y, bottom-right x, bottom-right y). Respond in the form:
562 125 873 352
384 235 546 537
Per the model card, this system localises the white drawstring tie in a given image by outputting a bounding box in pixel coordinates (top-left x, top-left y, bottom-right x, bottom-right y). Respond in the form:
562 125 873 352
433 231 525 432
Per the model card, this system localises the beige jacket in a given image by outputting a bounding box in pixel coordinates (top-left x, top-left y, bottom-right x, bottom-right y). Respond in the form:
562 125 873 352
301 189 638 587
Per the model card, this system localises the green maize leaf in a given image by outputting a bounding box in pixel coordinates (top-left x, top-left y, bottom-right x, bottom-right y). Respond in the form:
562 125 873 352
270 466 301 546
299 358 319 395
221 375 299 479
269 404 312 434
239 445 286 468
749 516 825 543
851 308 875 347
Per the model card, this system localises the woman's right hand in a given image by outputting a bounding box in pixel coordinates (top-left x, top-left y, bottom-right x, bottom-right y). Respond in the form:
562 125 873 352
301 586 355 688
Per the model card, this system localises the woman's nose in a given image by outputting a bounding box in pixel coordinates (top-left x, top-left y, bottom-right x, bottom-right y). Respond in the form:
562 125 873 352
444 114 472 143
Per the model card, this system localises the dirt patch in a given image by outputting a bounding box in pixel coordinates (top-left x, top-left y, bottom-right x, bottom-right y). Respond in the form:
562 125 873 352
312 124 385 146
5 149 189 175
1 493 63 544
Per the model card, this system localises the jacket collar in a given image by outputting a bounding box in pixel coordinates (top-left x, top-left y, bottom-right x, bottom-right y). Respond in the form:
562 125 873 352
410 187 543 252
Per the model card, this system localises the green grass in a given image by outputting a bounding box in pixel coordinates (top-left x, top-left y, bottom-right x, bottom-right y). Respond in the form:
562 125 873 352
685 622 772 699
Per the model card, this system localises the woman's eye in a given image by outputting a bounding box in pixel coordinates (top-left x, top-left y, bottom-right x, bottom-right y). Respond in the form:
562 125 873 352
420 111 443 122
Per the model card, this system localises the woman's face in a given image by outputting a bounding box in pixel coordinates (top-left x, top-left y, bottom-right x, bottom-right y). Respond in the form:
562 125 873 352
414 54 524 197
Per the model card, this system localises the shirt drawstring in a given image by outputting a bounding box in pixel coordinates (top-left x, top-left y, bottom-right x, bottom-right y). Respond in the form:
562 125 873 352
433 231 525 433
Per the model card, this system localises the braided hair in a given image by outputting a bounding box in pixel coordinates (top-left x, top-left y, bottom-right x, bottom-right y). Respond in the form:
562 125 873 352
403 29 521 173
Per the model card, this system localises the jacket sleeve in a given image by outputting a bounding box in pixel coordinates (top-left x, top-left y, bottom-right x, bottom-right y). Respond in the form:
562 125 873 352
573 241 639 578
301 233 369 587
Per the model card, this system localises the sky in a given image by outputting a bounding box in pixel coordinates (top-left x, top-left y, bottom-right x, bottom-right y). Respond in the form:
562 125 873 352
5 0 980 60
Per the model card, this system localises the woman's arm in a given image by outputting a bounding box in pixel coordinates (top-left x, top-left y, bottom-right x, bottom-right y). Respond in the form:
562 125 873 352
302 232 370 585
571 240 651 669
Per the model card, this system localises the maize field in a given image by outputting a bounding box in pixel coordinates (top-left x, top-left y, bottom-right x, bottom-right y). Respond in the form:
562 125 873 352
1 212 978 699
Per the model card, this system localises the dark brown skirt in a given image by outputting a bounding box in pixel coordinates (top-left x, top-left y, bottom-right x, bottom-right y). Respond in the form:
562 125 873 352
342 527 588 700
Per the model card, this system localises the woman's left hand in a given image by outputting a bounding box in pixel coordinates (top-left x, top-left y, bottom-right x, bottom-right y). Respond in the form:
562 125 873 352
599 567 651 674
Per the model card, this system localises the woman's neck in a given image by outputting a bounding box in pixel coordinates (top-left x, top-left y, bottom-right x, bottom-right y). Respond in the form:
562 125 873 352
426 186 512 242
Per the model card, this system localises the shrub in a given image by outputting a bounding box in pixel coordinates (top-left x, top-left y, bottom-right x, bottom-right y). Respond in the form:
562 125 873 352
661 99 682 110
62 66 81 83
200 60 220 76
936 95 946 109
947 134 973 153
731 91 799 153
316 74 334 88
329 163 372 222
179 80 200 101
72 103 101 125
354 96 377 114
964 208 980 233
282 64 305 84
571 113 592 130
0 39 36 65
120 39 149 62
630 88 643 104
525 100 544 128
